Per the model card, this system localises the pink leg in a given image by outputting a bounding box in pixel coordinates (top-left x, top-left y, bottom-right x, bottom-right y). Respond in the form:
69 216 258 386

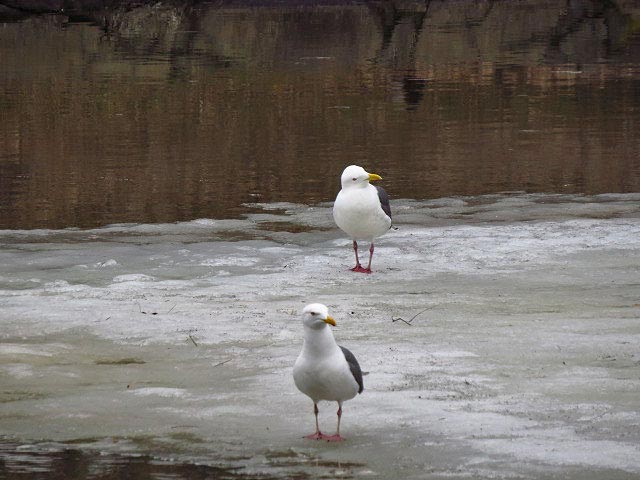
362 243 374 273
350 241 371 274
325 403 346 442
350 241 362 271
304 403 329 440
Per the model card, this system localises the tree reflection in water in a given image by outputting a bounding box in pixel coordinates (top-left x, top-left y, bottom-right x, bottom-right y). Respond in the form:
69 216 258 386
1 0 639 229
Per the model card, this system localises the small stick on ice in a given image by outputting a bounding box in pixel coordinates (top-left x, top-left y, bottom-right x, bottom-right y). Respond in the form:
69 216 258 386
188 334 198 347
392 307 432 326
213 358 232 367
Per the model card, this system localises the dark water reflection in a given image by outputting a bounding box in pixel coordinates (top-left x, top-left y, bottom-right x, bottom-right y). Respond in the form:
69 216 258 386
0 442 278 479
1 0 640 229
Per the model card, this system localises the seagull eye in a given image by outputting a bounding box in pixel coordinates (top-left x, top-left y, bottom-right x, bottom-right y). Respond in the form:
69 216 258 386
352 178 357 181
310 312 317 316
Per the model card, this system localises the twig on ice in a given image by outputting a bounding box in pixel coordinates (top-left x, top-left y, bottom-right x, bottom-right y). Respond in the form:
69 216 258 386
213 358 232 368
391 307 432 326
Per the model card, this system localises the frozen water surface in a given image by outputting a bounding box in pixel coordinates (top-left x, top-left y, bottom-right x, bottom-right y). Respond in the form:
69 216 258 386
1 193 640 479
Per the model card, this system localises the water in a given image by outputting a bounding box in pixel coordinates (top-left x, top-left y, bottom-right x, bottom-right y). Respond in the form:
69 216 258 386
1 0 639 229
2 2 640 479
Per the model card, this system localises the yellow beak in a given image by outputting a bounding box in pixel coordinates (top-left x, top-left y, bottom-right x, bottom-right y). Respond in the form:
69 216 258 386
368 173 382 182
324 316 337 326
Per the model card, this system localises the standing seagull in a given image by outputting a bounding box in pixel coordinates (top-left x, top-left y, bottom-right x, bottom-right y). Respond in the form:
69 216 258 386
333 165 392 273
293 303 364 442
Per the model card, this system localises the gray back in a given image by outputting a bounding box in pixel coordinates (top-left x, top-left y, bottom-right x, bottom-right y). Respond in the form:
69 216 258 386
375 185 392 220
340 346 364 394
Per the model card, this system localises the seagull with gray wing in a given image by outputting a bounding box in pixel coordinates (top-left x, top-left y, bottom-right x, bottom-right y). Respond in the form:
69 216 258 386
293 303 364 442
333 165 392 273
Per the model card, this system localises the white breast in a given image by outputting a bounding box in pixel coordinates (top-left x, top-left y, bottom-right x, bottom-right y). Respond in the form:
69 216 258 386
333 185 391 242
293 347 359 403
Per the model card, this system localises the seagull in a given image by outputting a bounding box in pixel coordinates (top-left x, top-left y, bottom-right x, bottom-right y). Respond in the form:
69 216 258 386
333 165 392 273
293 303 364 442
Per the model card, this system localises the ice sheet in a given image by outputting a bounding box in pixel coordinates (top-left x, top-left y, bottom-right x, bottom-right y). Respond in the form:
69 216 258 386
1 193 639 479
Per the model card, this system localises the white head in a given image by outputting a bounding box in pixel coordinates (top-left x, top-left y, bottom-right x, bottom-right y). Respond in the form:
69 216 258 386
301 303 337 330
340 165 382 189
